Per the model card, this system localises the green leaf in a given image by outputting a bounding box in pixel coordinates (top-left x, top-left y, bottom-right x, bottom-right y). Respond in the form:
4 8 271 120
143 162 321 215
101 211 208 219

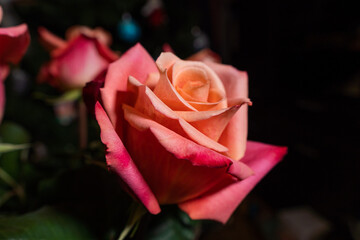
0 143 30 153
0 122 30 144
0 206 95 240
0 122 30 180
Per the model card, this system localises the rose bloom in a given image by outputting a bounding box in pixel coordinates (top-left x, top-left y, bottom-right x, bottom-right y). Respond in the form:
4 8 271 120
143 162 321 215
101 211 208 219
0 6 30 123
88 44 287 223
37 26 118 90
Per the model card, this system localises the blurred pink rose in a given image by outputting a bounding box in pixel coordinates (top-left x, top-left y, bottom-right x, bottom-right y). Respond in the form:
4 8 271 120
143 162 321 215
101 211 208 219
38 26 118 90
0 6 30 122
89 44 287 223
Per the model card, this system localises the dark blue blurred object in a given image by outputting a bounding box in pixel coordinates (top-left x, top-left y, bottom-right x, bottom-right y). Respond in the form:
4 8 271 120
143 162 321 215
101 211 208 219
117 13 141 43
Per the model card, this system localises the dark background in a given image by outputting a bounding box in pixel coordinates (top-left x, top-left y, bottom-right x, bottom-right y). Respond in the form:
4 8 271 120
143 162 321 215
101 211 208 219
1 0 359 239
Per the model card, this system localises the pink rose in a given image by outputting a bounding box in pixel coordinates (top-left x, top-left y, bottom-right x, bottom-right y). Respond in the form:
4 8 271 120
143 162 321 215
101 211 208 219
91 44 287 223
0 6 30 123
37 26 118 90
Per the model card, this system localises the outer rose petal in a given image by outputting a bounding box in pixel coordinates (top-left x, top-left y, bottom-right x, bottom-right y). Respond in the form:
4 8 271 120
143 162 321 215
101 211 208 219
179 141 287 223
38 27 67 51
175 101 250 142
66 25 112 46
0 24 30 64
123 105 254 204
95 102 160 214
207 62 249 160
101 43 158 128
46 34 115 89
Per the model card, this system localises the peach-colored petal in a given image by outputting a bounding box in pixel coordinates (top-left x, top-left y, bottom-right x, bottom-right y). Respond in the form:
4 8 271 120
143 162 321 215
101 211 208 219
101 43 158 128
155 52 180 72
123 104 254 204
179 141 287 223
153 52 229 112
172 60 226 100
0 24 30 65
187 98 228 111
38 27 66 52
153 70 198 111
129 77 228 153
173 66 210 102
207 62 249 160
175 99 250 141
145 72 160 89
171 60 227 111
95 102 160 214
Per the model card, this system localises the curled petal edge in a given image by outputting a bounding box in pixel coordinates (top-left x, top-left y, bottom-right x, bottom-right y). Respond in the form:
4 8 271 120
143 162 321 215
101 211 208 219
123 104 254 181
179 141 287 223
95 101 161 214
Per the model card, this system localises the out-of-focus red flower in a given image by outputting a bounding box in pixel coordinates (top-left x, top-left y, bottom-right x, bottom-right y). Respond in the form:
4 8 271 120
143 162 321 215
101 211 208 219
38 26 118 90
0 6 30 122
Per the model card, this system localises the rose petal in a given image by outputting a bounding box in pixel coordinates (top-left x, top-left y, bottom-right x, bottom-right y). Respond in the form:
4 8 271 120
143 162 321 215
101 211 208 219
101 43 158 128
95 102 160 214
187 98 228 111
172 60 226 101
145 72 160 89
66 25 112 46
153 69 198 111
123 104 254 204
129 77 229 153
38 27 67 52
172 60 228 111
0 24 30 65
173 67 210 102
155 52 180 72
207 62 249 160
175 99 250 142
47 34 113 89
179 141 287 223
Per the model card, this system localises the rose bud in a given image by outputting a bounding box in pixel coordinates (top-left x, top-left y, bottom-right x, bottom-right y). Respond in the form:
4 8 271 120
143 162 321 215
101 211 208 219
37 26 118 90
0 6 30 123
90 44 287 223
